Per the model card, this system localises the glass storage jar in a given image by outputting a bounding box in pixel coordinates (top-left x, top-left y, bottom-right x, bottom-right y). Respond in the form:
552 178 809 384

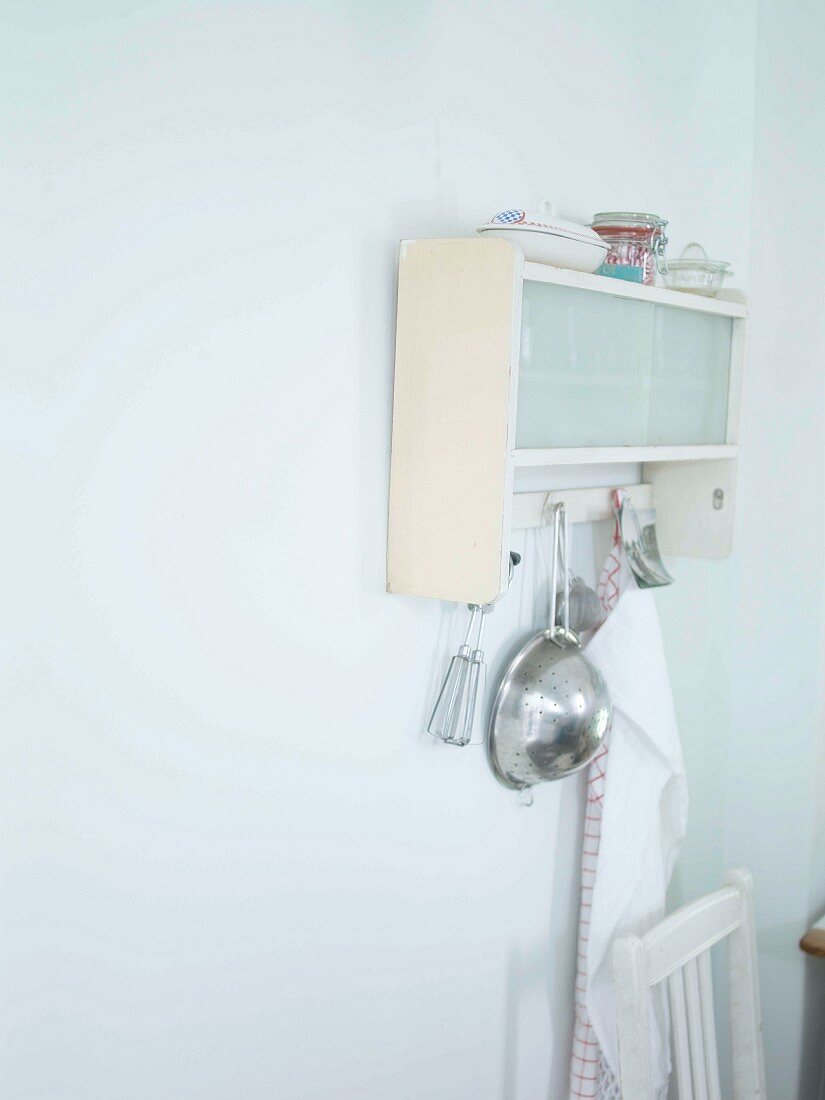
591 212 668 286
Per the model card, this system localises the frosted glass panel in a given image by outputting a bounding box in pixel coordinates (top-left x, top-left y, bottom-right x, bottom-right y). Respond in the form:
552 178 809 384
516 282 732 448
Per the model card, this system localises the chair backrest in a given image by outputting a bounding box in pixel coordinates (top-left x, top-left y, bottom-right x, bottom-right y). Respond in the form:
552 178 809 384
613 868 766 1100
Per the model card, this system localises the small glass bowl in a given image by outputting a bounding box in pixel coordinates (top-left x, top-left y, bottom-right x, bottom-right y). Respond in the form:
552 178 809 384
663 242 732 297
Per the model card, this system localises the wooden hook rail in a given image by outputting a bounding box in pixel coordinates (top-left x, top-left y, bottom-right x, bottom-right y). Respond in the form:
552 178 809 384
511 483 654 529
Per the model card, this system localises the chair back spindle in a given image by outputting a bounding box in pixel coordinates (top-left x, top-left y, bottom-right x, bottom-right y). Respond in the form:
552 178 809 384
613 868 766 1099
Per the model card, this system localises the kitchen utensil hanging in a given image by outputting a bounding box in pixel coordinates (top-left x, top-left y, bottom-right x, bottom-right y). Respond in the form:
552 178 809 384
487 504 612 793
663 242 732 297
556 576 603 634
427 551 521 747
427 603 485 746
477 201 609 273
615 489 674 589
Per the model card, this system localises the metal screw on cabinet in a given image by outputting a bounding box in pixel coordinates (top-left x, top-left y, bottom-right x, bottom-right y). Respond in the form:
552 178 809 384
713 488 725 510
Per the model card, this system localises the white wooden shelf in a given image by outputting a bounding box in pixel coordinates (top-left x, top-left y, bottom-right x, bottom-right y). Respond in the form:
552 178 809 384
387 238 748 604
523 261 749 318
512 483 654 529
514 444 739 467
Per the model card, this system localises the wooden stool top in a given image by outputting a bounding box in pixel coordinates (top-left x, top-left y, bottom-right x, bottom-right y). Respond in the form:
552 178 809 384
800 915 825 958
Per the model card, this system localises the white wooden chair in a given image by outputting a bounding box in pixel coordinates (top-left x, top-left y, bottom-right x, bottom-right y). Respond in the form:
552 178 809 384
613 868 766 1099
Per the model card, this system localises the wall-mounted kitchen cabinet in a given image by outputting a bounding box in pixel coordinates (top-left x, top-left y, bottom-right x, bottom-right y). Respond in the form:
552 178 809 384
387 237 747 605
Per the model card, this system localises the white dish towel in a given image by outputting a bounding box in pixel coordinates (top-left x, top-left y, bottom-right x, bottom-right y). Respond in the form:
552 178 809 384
568 548 688 1099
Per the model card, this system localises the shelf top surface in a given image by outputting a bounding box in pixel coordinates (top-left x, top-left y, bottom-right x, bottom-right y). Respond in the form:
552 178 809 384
400 239 748 319
522 260 748 318
399 239 748 318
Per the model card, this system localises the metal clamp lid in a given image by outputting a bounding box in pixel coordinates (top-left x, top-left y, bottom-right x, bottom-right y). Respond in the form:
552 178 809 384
592 211 667 229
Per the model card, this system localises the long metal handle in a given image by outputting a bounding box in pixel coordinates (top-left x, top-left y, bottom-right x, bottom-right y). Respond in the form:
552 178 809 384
442 603 479 728
559 504 570 633
548 502 570 634
548 503 561 631
460 612 485 746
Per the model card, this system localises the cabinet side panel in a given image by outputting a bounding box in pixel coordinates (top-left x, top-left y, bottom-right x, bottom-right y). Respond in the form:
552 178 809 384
643 458 737 559
387 238 519 603
725 317 747 445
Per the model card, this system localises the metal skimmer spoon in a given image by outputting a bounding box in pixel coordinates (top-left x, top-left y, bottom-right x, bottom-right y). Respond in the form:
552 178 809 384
487 504 612 792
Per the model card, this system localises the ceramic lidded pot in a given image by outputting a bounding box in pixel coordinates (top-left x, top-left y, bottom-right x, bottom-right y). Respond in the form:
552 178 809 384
478 201 609 273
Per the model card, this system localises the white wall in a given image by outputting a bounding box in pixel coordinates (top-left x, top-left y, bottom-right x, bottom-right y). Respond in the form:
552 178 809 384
726 0 825 1095
660 2 825 1097
3 2 822 1098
